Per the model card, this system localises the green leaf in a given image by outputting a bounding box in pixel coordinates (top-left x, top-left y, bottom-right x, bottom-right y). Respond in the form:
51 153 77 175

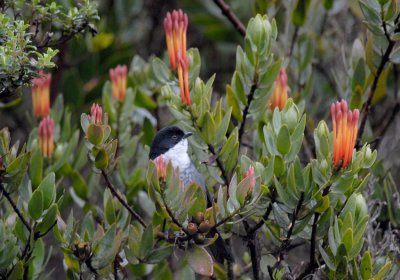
91 224 122 270
104 197 116 225
70 171 88 199
214 107 232 145
341 229 353 253
318 245 336 271
135 89 157 109
352 59 366 93
140 224 154 259
372 261 391 280
201 112 216 144
385 0 398 21
323 0 334 10
87 124 104 146
146 246 174 264
272 202 290 228
36 204 58 234
336 255 349 279
37 172 56 209
128 224 143 256
360 251 372 280
359 1 381 26
94 148 109 170
29 147 43 188
226 85 243 122
277 125 291 155
186 245 214 277
29 190 44 220
8 261 23 280
236 176 252 206
292 0 312 27
152 58 173 84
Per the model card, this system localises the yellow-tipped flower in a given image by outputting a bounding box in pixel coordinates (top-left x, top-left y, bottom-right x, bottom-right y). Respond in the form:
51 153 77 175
331 100 360 169
269 68 288 111
164 10 191 106
109 65 127 102
38 116 55 158
163 10 188 71
31 71 51 118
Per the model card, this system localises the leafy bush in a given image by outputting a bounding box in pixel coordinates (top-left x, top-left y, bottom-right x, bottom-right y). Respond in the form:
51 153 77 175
0 0 400 280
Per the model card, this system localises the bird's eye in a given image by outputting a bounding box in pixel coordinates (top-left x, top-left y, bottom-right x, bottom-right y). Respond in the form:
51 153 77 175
172 135 177 140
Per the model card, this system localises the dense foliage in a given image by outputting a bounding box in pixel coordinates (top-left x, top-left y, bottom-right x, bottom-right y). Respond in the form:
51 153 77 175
1 0 400 280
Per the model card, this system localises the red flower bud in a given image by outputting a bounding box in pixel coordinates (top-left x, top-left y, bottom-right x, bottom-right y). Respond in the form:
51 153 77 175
244 165 255 192
90 103 103 125
38 116 55 158
109 65 127 102
154 154 168 181
269 67 288 111
331 100 359 169
31 71 51 118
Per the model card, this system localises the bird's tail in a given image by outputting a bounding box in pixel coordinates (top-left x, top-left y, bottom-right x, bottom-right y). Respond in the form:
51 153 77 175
206 190 235 264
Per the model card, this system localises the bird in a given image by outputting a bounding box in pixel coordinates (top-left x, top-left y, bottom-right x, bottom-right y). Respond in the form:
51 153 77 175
149 126 206 193
149 126 234 263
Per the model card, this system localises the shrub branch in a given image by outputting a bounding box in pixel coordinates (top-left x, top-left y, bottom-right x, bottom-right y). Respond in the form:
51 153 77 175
357 13 400 146
101 170 147 228
0 180 31 232
212 0 246 37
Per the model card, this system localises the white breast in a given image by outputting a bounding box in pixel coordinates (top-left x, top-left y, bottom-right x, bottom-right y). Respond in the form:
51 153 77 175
164 139 191 169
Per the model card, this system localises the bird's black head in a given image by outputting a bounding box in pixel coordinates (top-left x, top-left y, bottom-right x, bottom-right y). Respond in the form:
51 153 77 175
149 126 192 160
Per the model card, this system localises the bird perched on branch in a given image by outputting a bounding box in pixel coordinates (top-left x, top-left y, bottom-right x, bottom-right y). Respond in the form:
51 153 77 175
149 126 234 264
149 126 206 193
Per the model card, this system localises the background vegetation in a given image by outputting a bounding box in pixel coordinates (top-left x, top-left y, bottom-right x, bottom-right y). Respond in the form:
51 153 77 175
1 0 400 279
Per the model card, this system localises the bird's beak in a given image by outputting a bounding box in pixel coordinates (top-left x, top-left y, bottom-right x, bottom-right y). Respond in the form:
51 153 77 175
183 132 193 139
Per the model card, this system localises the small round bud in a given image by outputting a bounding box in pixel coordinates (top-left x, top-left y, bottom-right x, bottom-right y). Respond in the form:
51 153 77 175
194 233 205 244
187 223 198 235
194 212 205 224
198 220 211 233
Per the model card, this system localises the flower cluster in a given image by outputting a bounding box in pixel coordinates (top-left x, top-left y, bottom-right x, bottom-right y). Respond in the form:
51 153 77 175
31 71 51 118
38 116 55 158
164 10 190 106
331 100 360 169
269 67 288 111
109 65 128 102
32 71 55 158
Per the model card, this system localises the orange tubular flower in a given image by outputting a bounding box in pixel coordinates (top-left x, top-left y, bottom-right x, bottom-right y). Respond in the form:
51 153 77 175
331 100 360 169
109 65 127 102
163 10 190 106
269 68 288 111
31 71 51 118
90 103 103 125
155 154 168 181
38 116 55 158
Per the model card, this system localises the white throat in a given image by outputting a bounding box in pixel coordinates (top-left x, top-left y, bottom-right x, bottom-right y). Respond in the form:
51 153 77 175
164 139 191 169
